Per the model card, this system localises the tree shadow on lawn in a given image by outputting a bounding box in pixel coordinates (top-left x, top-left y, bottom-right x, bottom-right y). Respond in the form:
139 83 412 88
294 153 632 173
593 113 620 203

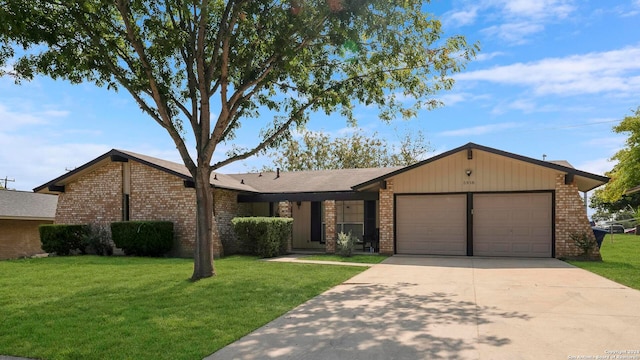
206 282 531 360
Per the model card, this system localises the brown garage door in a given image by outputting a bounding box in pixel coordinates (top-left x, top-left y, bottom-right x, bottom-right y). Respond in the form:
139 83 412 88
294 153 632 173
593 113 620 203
473 193 552 257
396 194 467 255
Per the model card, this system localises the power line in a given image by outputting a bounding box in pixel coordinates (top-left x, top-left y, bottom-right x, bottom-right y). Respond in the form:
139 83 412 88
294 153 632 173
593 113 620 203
2 176 15 189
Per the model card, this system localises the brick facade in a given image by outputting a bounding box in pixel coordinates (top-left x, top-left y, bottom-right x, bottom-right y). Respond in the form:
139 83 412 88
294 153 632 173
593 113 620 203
554 175 601 259
277 201 293 252
324 200 336 253
215 188 252 256
378 180 394 255
130 162 197 257
54 159 244 258
0 219 50 260
55 161 123 229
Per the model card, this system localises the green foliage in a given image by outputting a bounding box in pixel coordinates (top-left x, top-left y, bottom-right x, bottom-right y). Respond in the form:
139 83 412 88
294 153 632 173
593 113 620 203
39 224 89 255
594 107 640 202
2 0 477 278
336 231 356 257
268 128 431 171
569 232 597 257
82 224 113 256
111 221 173 257
568 234 640 290
231 217 293 258
0 256 364 359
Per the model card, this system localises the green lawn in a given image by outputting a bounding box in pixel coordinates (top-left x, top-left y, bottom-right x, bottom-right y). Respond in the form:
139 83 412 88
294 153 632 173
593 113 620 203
301 254 389 264
0 256 364 360
568 233 640 290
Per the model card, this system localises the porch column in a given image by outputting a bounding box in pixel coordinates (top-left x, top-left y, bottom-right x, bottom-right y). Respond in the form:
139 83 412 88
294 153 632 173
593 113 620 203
324 200 337 253
379 179 394 255
278 201 293 253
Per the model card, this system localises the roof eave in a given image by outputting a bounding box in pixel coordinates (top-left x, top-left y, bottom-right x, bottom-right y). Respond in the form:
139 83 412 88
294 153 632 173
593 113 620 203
353 142 610 190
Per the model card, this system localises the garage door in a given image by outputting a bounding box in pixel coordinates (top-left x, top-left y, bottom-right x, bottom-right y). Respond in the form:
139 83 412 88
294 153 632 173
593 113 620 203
473 193 552 257
396 195 467 255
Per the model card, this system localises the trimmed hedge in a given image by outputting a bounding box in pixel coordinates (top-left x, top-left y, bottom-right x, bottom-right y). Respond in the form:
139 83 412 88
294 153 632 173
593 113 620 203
39 224 89 255
111 221 174 257
232 217 293 258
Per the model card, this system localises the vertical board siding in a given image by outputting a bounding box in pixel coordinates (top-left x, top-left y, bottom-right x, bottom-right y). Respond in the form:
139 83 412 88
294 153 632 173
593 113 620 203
392 150 559 193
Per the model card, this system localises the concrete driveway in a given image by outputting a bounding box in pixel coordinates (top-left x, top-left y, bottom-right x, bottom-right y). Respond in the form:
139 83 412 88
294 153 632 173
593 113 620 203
205 256 640 359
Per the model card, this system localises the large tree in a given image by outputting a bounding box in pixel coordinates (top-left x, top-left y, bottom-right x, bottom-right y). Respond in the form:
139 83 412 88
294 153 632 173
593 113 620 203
0 0 477 279
268 128 431 171
590 107 640 219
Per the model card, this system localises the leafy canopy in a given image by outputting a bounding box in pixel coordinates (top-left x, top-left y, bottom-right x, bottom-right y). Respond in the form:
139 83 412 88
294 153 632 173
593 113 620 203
268 128 431 171
1 0 477 172
596 107 640 202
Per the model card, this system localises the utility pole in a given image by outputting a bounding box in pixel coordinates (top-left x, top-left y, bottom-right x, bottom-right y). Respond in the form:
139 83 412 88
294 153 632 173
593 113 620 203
2 176 15 189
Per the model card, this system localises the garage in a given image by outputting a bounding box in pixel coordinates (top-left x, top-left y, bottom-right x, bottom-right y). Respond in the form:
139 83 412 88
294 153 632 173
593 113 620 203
473 193 552 257
353 142 609 259
396 194 467 255
395 192 553 257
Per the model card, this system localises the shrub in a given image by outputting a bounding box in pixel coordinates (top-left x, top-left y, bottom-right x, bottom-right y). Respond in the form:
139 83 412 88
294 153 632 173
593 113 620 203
39 224 89 255
111 221 173 257
336 232 356 257
83 224 113 256
570 231 597 256
232 217 293 258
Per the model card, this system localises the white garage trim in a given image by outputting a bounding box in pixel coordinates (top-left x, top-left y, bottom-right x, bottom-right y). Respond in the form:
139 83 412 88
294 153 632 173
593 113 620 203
395 194 467 255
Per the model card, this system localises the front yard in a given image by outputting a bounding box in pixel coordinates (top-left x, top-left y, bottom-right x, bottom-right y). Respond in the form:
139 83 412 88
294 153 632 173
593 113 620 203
568 233 640 290
0 256 365 360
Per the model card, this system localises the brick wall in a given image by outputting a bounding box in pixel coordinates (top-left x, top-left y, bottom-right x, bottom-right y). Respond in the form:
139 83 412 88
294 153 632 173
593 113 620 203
52 159 246 258
278 201 292 218
555 175 601 259
130 161 197 257
55 161 122 229
324 200 336 253
277 201 293 252
214 188 246 256
378 180 394 255
0 219 50 259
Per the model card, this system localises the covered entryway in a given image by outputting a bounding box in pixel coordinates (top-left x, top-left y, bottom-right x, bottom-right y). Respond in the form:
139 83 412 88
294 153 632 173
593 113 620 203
473 192 552 257
396 194 467 255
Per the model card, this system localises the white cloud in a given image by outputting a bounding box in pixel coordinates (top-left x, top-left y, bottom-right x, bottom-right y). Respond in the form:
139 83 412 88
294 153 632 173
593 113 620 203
482 22 543 45
577 158 615 177
436 93 468 106
444 7 480 27
474 51 506 62
0 103 69 131
438 122 522 137
456 45 640 96
443 0 576 44
0 131 110 191
499 0 575 19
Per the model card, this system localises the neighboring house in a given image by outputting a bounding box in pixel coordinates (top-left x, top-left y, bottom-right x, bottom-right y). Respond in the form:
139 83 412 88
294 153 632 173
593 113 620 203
34 142 609 259
0 190 58 260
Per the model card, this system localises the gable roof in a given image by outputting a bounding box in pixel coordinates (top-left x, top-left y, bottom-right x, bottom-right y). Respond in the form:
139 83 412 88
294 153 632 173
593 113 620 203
0 190 57 220
33 149 399 195
34 143 609 196
353 142 609 192
33 149 258 194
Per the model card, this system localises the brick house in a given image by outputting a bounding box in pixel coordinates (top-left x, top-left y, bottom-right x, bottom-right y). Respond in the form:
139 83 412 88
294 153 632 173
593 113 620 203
0 190 57 260
34 143 608 259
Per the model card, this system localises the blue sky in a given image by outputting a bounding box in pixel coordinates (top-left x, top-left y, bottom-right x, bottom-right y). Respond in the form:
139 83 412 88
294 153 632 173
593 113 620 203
1 0 639 201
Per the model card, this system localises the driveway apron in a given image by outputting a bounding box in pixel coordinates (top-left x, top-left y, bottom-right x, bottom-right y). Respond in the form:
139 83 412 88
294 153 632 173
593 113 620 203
205 256 640 360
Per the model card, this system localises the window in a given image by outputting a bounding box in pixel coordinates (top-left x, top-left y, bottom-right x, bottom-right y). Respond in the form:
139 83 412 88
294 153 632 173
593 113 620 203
336 200 364 240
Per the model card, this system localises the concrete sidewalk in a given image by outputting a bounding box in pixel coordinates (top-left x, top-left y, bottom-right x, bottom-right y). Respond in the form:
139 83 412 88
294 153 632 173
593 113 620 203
206 256 640 359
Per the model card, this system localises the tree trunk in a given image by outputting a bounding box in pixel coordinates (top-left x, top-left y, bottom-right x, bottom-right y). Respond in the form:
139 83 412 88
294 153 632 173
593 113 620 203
191 165 215 280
